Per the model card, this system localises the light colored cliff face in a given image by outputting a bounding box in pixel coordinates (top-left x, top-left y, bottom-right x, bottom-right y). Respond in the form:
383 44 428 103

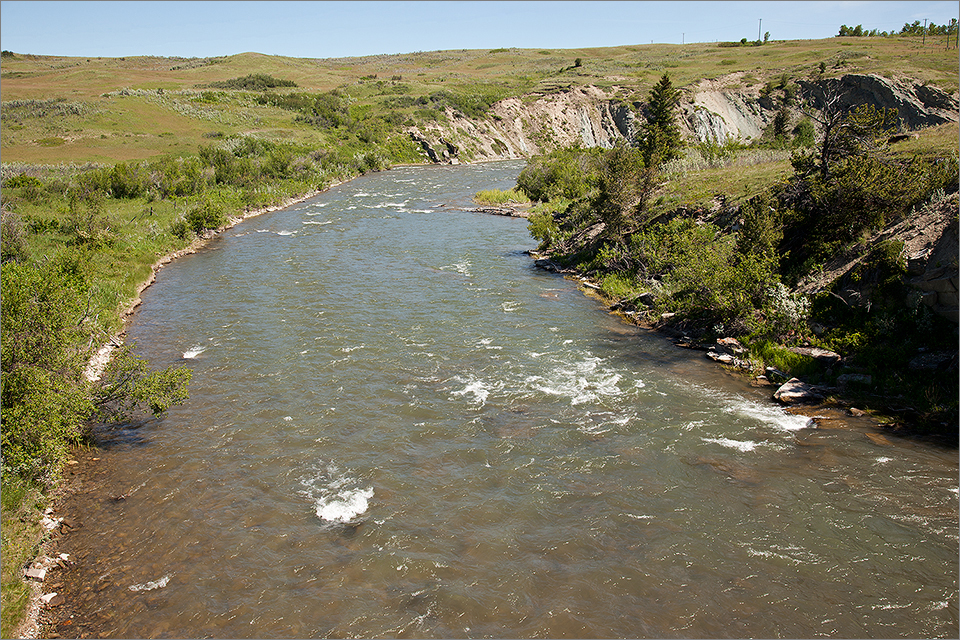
408 73 958 162
413 85 635 161
682 74 772 143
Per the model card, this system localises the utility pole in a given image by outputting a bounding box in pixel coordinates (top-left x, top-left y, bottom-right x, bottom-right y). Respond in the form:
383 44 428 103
758 18 762 43
682 33 684 45
923 18 927 46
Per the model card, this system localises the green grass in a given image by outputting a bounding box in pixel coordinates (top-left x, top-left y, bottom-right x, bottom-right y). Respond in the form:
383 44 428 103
745 339 824 380
1 476 47 639
2 35 956 164
473 187 530 205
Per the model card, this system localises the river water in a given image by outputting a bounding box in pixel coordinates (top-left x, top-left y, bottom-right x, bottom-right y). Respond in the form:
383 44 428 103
52 161 957 638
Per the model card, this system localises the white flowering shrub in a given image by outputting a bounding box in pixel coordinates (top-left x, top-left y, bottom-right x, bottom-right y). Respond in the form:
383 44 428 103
766 282 810 330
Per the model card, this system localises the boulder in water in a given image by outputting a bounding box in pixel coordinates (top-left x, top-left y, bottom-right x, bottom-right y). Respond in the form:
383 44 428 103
774 378 825 405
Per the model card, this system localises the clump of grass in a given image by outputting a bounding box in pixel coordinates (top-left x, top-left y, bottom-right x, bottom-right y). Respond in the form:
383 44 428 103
746 339 823 380
473 187 530 205
1 476 47 639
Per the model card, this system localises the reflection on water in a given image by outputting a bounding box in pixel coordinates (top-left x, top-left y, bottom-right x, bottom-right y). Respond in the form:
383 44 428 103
51 162 958 639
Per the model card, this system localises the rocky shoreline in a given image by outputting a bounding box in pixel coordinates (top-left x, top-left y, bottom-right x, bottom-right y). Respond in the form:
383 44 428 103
527 249 957 446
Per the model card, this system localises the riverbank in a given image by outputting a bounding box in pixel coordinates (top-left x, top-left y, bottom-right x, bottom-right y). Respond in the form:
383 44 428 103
14 180 346 640
81 183 343 383
527 248 959 449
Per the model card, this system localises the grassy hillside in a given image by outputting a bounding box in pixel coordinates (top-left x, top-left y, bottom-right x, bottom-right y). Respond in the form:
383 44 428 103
1 35 957 637
2 35 956 164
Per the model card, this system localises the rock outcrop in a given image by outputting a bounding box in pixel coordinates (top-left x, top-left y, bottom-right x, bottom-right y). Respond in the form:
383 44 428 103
797 73 959 130
412 85 637 160
410 73 957 161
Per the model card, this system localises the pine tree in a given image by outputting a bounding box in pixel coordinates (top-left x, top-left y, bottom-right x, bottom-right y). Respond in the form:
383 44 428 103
640 73 683 166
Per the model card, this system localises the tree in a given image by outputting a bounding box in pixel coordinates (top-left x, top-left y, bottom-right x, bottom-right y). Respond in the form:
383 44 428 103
772 106 790 140
796 87 900 180
764 31 771 43
640 73 683 166
1 251 192 483
595 143 646 240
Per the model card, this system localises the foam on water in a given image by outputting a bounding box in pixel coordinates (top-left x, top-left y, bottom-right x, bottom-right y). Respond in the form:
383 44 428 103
301 463 374 524
729 399 814 431
450 375 495 406
686 382 814 432
526 355 626 405
702 437 760 452
442 259 472 276
182 345 206 359
129 575 171 592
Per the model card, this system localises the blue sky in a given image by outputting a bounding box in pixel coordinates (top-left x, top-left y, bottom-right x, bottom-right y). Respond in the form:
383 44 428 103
1 1 956 58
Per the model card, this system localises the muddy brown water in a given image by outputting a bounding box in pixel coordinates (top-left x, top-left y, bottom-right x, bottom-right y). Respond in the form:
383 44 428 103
44 161 958 638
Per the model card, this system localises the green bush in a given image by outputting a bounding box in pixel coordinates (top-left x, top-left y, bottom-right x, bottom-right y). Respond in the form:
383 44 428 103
108 161 148 199
3 175 43 191
516 146 603 202
0 210 30 263
1 254 93 483
629 218 761 334
185 200 228 234
206 74 297 90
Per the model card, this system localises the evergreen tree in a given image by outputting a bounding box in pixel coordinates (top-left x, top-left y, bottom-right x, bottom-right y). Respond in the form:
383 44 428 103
640 73 683 166
596 143 645 240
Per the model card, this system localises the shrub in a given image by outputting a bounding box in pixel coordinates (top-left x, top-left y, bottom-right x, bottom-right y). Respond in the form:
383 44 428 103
185 200 227 234
527 208 563 250
516 147 603 202
792 117 816 147
108 161 148 199
1 255 93 483
629 218 759 334
1 210 30 263
595 143 646 239
3 175 43 191
206 74 297 90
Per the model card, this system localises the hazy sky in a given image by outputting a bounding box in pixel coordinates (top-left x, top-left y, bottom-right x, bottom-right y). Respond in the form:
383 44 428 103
1 1 956 59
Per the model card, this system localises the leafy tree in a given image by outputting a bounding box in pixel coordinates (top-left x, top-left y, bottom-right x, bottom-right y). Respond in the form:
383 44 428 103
1 251 192 484
516 146 603 202
736 193 782 271
92 345 192 422
1 255 93 481
595 143 646 240
795 89 900 180
639 73 683 166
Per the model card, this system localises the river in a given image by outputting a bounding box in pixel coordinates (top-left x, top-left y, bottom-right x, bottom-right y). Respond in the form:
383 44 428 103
48 160 958 638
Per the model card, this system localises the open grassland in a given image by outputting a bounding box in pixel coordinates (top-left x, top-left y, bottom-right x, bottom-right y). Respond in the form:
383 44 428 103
2 36 957 164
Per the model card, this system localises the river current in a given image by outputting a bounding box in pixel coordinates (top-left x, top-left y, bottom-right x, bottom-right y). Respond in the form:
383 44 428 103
54 161 957 638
